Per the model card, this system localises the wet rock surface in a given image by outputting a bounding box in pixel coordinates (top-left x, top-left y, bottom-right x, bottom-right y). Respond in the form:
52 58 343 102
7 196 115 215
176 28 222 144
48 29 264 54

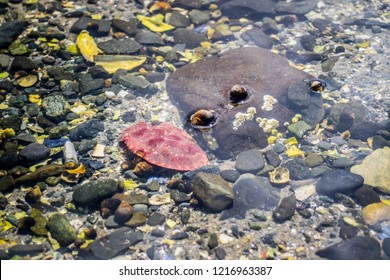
166 47 315 159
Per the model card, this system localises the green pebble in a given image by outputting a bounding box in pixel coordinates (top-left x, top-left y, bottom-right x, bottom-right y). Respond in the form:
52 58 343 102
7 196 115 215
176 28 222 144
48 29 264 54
9 41 30 56
47 213 76 246
46 176 61 186
287 120 311 138
252 210 267 221
30 208 48 236
248 221 262 231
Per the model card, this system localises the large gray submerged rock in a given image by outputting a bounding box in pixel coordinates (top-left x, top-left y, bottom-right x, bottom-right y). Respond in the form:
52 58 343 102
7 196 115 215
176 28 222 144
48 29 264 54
166 47 322 159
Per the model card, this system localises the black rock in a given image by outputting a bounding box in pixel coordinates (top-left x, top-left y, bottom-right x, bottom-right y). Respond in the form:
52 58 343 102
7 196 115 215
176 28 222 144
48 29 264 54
69 119 104 141
322 56 339 72
350 121 384 141
170 231 189 240
329 102 368 132
147 212 166 226
0 152 19 170
221 0 276 18
79 74 105 96
241 28 274 49
170 189 191 204
19 143 51 163
286 51 322 64
207 233 218 249
188 9 210 26
10 56 37 73
104 216 121 229
121 111 136 123
265 150 281 167
0 115 22 131
220 169 240 183
0 175 15 192
215 247 226 259
98 38 142 55
183 165 221 180
112 18 140 37
282 159 312 180
235 149 265 174
316 169 364 197
300 35 316 51
89 228 143 259
262 17 279 34
220 174 279 220
372 135 390 150
383 238 390 258
8 244 45 256
70 17 111 36
354 185 381 207
273 194 296 223
73 179 118 207
135 31 164 46
0 20 28 49
173 28 207 49
316 236 381 260
0 250 10 260
339 225 358 240
151 229 166 238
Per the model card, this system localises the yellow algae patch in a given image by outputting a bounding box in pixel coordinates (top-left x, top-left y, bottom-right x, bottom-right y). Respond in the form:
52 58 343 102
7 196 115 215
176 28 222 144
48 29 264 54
94 55 147 74
76 30 102 62
137 14 174 33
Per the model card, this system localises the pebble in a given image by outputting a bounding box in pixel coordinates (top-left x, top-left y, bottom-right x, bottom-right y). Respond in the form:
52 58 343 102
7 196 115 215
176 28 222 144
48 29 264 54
125 212 147 227
191 172 234 212
0 20 28 48
10 56 37 73
188 10 210 25
220 169 240 183
339 224 358 240
69 119 104 141
79 74 105 95
0 115 22 131
47 213 77 246
216 247 226 259
316 236 381 260
350 121 384 141
273 194 296 223
282 159 312 180
167 11 191 28
241 28 274 49
265 150 281 167
151 229 166 238
111 19 139 37
89 228 143 260
0 175 15 192
104 216 120 229
114 201 134 224
135 30 164 46
305 152 324 168
8 244 45 256
354 185 381 207
331 157 354 168
173 28 207 49
171 231 189 240
351 147 390 194
147 212 166 226
220 174 278 220
19 143 50 163
248 221 262 230
207 233 218 249
118 75 156 94
73 179 118 207
287 121 311 139
98 38 142 55
316 169 364 197
218 233 234 245
300 35 316 51
235 149 265 174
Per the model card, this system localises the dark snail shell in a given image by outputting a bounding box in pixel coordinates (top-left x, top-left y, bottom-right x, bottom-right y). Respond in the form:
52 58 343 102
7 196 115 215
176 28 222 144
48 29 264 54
229 84 250 104
189 109 218 129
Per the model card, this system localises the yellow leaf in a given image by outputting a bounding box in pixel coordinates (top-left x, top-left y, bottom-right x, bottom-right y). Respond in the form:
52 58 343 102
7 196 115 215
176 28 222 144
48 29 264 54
112 110 121 121
0 103 8 110
47 232 60 250
0 72 9 79
122 179 138 191
2 221 13 232
136 14 174 33
207 28 215 40
356 41 370 48
166 219 177 229
91 14 102 20
286 145 305 157
76 30 102 62
283 137 298 146
29 94 42 104
94 55 147 74
14 212 26 219
66 163 86 175
70 102 88 114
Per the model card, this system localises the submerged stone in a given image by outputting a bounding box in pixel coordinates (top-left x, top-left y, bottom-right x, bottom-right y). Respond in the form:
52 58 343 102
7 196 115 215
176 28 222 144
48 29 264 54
220 174 278 220
166 47 319 159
